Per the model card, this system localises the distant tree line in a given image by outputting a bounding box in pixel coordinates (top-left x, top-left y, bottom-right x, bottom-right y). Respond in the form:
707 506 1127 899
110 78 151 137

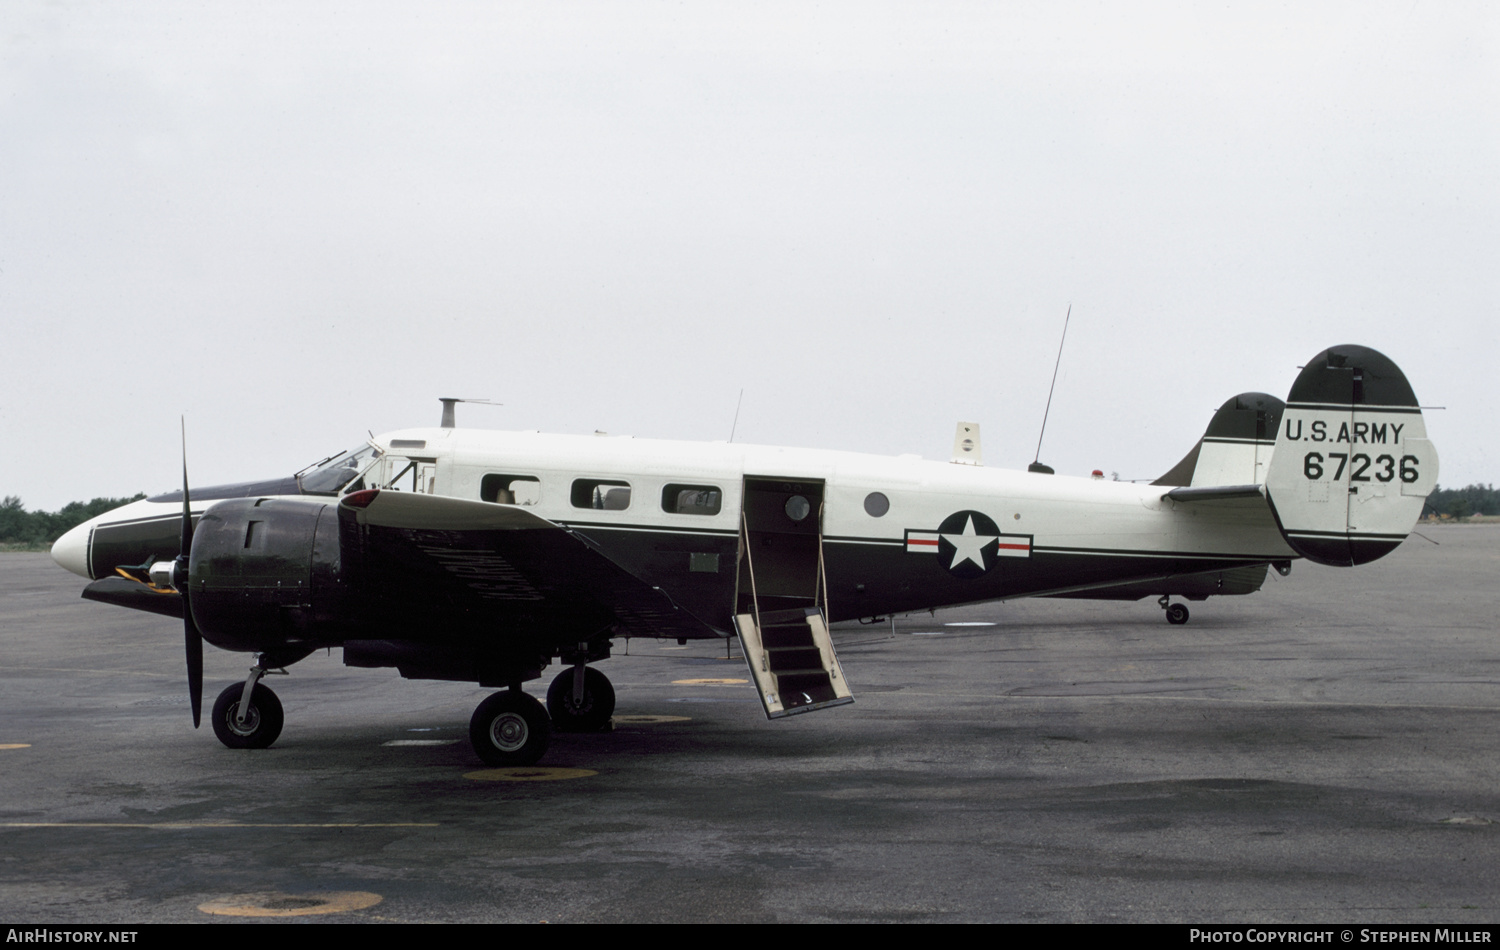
0 494 146 547
1426 484 1500 520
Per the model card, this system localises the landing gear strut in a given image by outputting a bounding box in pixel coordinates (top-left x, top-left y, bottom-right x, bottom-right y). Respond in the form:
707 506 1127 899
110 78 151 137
469 690 552 766
546 666 616 732
1159 595 1190 625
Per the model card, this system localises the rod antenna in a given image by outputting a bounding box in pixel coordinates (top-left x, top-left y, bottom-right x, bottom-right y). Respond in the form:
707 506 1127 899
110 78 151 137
729 388 745 442
1033 304 1072 466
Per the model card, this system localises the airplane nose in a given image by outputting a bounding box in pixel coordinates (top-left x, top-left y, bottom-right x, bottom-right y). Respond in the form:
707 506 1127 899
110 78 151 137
51 520 93 578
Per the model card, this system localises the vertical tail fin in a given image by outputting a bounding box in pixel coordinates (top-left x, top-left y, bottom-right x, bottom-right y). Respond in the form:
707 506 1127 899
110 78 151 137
1264 345 1439 566
1154 392 1284 488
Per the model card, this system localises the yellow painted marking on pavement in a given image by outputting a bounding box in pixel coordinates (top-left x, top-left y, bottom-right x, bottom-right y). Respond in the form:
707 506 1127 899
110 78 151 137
612 715 690 725
672 677 748 686
464 767 597 782
0 743 30 750
2 822 438 828
0 666 174 678
199 891 382 917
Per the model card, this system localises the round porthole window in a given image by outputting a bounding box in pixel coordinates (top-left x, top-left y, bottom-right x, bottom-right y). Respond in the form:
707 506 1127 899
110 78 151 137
784 495 811 522
863 492 890 517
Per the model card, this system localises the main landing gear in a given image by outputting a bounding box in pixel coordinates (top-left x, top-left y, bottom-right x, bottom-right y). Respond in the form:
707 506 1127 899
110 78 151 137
467 665 617 766
1159 595 1190 625
469 690 552 767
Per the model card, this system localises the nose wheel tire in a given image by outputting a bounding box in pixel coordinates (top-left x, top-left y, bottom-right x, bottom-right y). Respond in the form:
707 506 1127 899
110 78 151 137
470 691 552 767
1165 603 1190 625
546 667 616 732
210 682 284 749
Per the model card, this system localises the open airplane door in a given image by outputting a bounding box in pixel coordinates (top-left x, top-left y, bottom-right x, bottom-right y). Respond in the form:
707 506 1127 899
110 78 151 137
733 476 854 718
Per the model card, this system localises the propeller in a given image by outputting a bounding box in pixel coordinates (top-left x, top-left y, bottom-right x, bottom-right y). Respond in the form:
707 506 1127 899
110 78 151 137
178 419 203 728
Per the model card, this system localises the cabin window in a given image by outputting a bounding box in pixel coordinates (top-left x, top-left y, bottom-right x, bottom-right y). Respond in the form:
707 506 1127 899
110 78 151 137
784 494 812 522
863 492 890 517
482 474 541 506
571 478 632 510
379 456 437 493
662 484 723 516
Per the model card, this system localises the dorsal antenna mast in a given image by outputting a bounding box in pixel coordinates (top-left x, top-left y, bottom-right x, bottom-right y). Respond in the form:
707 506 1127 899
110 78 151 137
1030 304 1071 474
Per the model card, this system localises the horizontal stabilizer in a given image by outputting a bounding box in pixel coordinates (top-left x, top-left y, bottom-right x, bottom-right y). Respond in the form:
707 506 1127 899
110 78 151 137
1163 484 1265 502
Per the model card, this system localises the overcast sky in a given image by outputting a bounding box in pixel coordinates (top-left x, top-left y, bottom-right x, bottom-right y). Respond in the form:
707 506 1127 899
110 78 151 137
2 1 1493 511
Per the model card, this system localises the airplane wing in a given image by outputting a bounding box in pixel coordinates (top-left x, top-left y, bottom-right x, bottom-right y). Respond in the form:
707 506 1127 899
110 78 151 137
339 490 724 643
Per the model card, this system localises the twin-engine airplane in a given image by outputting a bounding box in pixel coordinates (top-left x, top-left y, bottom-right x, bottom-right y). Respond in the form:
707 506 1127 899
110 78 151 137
52 345 1439 767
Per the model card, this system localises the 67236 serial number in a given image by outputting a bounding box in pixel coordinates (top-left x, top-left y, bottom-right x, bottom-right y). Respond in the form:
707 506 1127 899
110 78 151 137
1303 452 1419 484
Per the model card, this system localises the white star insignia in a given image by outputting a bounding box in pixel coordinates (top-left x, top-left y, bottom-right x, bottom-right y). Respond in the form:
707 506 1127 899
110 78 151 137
942 515 997 571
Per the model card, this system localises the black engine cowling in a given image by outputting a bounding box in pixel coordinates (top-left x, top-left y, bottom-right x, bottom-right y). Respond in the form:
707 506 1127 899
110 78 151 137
187 497 343 651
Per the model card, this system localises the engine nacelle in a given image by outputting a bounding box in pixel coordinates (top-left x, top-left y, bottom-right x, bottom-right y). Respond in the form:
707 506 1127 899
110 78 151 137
187 497 342 651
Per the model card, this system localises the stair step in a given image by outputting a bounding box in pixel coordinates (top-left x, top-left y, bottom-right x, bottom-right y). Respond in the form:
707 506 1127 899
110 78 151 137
766 645 824 672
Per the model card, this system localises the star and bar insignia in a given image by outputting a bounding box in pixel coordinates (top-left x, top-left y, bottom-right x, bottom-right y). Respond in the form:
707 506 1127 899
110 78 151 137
904 510 1032 579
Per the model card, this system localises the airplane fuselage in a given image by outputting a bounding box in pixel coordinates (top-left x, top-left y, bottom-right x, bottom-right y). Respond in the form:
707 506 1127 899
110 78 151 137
56 426 1294 636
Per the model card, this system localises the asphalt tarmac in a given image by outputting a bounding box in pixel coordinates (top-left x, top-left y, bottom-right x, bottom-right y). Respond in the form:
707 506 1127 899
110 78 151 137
2 527 1497 923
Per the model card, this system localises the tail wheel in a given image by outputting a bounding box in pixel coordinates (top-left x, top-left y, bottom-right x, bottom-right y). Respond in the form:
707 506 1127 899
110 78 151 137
546 667 616 732
469 691 551 767
1165 603 1190 625
210 682 284 749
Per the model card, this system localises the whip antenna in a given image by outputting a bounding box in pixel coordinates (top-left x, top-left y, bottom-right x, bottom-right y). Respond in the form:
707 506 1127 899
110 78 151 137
1030 304 1071 474
729 388 744 442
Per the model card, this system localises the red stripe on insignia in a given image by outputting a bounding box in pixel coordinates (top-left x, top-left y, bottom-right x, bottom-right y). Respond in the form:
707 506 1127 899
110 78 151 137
906 532 941 552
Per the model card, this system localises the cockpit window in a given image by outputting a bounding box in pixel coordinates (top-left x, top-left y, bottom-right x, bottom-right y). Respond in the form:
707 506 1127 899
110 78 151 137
296 442 384 495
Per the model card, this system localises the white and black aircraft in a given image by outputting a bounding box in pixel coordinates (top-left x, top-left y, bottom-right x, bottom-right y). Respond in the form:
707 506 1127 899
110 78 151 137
51 345 1439 767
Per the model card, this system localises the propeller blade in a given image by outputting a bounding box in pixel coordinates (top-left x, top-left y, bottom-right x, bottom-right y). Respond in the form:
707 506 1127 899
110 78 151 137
186 616 203 728
180 418 194 554
179 417 202 728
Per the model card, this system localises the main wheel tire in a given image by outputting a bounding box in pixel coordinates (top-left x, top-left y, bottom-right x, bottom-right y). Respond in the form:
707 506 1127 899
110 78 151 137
546 667 616 732
211 682 284 750
1165 603 1190 625
469 691 551 767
